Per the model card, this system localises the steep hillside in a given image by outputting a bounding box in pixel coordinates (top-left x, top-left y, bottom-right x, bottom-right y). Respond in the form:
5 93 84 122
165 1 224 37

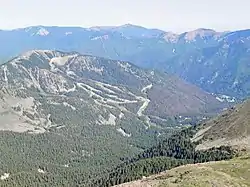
0 50 223 186
0 50 223 133
114 155 250 187
89 123 236 186
163 30 250 99
193 100 250 150
90 100 250 187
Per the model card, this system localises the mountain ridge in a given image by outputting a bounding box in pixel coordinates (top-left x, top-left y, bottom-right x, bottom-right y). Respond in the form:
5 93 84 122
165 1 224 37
1 24 250 99
0 49 224 124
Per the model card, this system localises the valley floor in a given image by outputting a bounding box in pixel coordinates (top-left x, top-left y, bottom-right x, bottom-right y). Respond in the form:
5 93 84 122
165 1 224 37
114 154 250 187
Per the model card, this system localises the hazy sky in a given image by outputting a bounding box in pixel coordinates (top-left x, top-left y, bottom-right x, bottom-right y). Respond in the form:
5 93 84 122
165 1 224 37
1 0 249 32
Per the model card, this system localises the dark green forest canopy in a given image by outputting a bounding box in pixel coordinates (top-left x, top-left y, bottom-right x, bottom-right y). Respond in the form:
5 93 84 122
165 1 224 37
0 125 237 187
88 126 237 187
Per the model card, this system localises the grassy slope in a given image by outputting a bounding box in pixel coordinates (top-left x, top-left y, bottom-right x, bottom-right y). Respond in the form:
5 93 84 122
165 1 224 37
193 99 250 150
115 154 250 187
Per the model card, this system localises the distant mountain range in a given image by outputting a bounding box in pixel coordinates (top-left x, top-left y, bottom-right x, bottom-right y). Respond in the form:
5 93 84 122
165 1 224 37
1 24 250 99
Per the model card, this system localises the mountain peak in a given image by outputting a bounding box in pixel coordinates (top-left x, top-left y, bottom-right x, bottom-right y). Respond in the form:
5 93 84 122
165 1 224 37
24 26 50 36
184 28 217 41
35 28 50 36
88 24 164 38
21 49 58 58
119 23 144 28
163 32 179 43
12 50 78 68
88 24 143 31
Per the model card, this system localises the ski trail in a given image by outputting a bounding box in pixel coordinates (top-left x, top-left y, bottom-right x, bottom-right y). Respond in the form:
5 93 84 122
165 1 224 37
3 66 8 83
137 84 153 117
141 84 152 94
137 97 150 117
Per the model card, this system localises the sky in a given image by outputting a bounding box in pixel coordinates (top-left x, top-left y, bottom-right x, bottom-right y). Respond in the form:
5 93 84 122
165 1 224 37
0 0 249 33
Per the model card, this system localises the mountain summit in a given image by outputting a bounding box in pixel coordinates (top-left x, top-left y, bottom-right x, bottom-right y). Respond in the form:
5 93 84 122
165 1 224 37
90 23 165 38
